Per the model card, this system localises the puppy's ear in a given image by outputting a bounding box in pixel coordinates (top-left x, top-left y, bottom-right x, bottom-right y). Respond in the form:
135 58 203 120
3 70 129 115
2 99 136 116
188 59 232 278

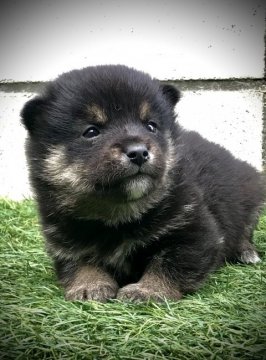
21 97 47 134
160 84 181 107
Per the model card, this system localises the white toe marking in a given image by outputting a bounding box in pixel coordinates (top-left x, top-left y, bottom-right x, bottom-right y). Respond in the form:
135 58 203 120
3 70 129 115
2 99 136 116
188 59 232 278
240 250 261 264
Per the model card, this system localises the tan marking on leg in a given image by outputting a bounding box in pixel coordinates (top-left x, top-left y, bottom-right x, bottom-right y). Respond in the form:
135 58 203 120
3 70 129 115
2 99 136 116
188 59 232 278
117 258 182 302
65 265 119 302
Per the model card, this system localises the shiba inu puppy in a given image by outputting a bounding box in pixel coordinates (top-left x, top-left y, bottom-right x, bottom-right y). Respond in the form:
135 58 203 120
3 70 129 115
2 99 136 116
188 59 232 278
21 65 265 302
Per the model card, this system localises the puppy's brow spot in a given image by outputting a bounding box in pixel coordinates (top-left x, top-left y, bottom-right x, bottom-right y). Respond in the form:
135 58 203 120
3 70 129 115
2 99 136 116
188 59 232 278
139 101 151 121
87 104 107 124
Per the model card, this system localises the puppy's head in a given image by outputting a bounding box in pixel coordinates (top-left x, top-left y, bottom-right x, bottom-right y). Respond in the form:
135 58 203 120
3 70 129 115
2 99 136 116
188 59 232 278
21 65 181 224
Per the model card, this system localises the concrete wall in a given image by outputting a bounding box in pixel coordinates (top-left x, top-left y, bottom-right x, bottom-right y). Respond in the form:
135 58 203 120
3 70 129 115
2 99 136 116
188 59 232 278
1 0 265 81
0 0 265 199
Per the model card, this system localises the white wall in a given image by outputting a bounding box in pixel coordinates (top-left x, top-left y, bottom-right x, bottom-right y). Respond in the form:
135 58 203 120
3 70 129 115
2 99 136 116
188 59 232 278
0 0 265 82
0 87 264 200
0 0 265 200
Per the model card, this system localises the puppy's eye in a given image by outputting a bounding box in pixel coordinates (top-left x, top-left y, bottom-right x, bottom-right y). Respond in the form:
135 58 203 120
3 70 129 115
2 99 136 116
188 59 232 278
83 126 100 138
146 121 157 133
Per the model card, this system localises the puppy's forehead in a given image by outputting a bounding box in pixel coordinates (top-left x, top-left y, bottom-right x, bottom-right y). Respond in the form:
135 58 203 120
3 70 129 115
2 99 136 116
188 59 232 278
86 101 152 123
87 104 107 124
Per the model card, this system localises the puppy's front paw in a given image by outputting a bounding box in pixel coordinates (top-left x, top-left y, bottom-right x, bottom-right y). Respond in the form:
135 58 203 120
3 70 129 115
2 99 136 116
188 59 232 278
117 284 153 302
117 282 182 302
65 282 118 302
64 265 119 302
117 283 165 302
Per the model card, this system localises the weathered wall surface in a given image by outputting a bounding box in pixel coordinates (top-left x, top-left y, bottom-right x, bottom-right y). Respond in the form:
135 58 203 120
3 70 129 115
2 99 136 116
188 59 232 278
0 0 265 199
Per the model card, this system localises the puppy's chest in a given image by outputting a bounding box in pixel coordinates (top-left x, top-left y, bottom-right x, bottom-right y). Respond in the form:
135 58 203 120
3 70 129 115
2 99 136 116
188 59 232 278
81 224 151 271
99 238 144 272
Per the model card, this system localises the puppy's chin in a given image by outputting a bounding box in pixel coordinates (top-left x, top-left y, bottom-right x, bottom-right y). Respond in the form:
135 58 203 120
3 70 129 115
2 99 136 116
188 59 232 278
121 174 154 201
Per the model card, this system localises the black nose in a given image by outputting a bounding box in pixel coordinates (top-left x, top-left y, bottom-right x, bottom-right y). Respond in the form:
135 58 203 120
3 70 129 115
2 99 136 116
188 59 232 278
126 144 149 167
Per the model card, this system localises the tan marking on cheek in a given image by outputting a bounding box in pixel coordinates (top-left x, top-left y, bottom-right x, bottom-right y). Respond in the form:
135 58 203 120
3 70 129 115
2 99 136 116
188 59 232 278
44 145 87 189
139 101 151 121
45 146 66 172
164 131 180 175
87 104 107 124
44 146 70 184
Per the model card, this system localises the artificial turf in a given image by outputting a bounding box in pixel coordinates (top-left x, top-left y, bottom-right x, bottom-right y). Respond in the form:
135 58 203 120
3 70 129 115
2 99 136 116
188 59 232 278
0 198 265 360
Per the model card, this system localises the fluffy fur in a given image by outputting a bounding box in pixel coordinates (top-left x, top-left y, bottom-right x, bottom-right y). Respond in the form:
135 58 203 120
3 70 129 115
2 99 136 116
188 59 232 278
21 65 265 302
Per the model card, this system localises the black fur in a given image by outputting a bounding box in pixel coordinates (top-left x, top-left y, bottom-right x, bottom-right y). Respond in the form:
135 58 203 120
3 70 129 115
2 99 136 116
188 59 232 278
21 65 265 302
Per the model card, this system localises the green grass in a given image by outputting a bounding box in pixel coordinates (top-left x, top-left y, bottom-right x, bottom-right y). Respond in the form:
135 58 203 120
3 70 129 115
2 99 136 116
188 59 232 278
0 198 265 360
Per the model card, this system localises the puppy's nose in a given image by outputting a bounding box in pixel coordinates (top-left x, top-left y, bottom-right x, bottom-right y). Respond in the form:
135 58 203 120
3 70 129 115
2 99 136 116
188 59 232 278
126 144 149 167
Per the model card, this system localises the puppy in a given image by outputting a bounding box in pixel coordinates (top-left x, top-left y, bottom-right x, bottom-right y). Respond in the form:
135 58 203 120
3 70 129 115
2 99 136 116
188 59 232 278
21 65 265 302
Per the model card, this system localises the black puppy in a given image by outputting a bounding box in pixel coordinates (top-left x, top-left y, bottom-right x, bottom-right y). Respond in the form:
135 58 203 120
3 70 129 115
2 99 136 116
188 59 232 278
21 65 265 302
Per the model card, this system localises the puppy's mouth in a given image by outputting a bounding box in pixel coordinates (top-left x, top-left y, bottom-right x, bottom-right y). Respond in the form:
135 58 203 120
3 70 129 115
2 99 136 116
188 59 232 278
94 171 155 202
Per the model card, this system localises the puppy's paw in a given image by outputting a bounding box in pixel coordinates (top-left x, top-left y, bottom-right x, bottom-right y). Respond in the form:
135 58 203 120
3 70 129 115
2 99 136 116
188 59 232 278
117 283 155 302
117 283 182 302
239 249 261 264
64 265 119 302
65 282 118 302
